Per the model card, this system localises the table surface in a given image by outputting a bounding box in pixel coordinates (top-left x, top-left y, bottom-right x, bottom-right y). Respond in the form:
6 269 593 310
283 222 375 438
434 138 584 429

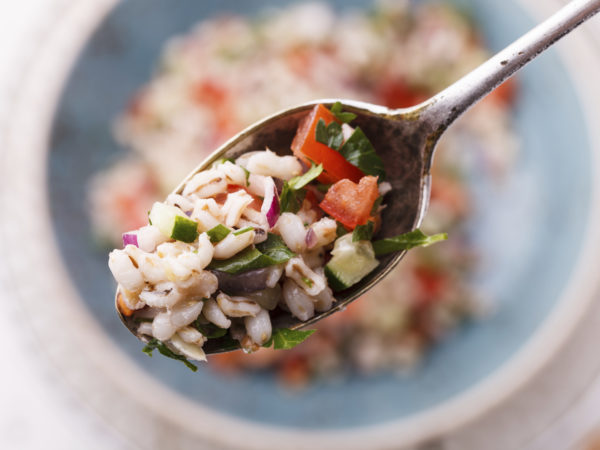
1 1 599 449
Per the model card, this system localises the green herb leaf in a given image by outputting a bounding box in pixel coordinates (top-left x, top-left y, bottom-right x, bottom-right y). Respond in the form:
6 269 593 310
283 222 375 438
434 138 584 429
330 101 357 123
372 229 448 256
279 182 306 213
206 224 231 243
288 164 323 190
208 233 295 274
233 226 254 236
272 328 316 350
142 338 198 372
315 119 344 150
211 157 235 168
172 215 200 243
336 221 348 237
193 320 228 339
339 127 386 180
256 233 296 262
352 220 374 242
279 164 322 213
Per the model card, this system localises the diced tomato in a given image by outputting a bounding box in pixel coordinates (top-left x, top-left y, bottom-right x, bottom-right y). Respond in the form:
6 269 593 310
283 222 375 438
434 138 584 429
377 78 429 109
319 176 379 229
278 355 310 388
414 267 447 300
291 104 365 184
191 79 238 141
486 78 518 106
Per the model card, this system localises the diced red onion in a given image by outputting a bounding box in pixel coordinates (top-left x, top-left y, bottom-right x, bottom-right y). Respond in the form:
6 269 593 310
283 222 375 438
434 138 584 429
261 177 280 228
122 232 138 248
184 210 192 217
305 227 317 249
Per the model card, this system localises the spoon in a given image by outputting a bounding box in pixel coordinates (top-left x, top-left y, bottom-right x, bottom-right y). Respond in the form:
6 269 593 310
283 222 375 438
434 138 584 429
117 0 600 354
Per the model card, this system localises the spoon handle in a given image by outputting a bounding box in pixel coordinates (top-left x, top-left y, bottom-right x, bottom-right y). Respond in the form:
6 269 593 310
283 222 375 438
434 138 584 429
418 0 600 141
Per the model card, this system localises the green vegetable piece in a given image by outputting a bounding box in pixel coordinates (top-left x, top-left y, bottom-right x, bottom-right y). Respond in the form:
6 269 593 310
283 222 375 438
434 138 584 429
172 215 199 243
279 182 305 213
149 202 198 242
288 164 323 190
279 164 322 213
208 233 295 274
372 229 448 256
193 320 227 339
211 157 235 168
142 338 198 372
352 220 374 242
330 102 357 123
206 224 231 243
324 265 351 292
233 226 254 236
325 234 379 292
339 127 386 180
315 119 344 150
256 233 296 262
263 328 316 350
336 221 348 237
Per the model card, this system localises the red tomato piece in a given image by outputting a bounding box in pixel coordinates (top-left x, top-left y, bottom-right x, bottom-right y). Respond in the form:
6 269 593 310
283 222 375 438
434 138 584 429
377 78 429 109
291 104 365 184
486 78 518 106
319 176 379 229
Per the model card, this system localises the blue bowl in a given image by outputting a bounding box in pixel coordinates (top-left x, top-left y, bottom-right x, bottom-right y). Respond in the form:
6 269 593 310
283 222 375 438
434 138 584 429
48 0 592 433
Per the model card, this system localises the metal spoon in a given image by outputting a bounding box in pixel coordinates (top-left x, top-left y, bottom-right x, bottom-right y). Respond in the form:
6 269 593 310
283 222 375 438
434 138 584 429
117 0 600 354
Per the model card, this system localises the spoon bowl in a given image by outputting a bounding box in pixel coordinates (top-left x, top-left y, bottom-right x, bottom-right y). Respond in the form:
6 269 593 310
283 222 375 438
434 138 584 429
116 0 600 353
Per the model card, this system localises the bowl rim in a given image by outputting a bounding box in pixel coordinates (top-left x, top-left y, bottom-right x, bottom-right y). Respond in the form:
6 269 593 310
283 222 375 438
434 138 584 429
2 0 600 448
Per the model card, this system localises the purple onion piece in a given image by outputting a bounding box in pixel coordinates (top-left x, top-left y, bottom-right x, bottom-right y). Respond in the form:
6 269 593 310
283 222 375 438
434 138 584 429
122 232 138 248
266 195 280 228
305 227 317 249
211 267 274 295
184 210 193 217
261 179 280 228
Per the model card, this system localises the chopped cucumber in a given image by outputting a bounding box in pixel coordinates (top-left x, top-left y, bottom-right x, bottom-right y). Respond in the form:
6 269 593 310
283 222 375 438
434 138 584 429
206 224 230 243
324 234 379 292
149 202 199 243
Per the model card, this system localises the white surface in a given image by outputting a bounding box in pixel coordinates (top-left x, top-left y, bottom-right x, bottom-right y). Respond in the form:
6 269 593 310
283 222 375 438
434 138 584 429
0 1 130 449
1 1 600 449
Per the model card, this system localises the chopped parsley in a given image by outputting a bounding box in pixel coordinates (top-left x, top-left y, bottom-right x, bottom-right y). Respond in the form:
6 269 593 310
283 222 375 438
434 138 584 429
372 229 448 256
280 164 323 213
142 338 198 372
330 101 357 123
233 226 254 236
315 119 344 150
262 328 316 350
206 224 231 243
208 233 295 274
352 220 374 242
338 127 386 180
193 320 228 339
